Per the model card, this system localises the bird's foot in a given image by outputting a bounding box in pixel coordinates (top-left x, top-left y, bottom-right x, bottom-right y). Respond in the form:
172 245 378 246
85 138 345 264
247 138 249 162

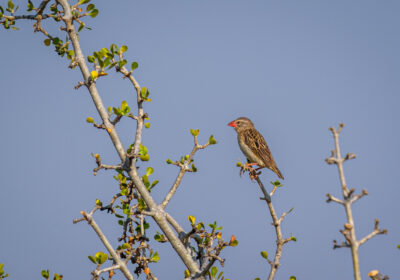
240 163 261 180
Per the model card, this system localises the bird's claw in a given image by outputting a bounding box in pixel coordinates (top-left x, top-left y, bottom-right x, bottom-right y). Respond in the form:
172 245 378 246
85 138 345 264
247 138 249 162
240 163 261 180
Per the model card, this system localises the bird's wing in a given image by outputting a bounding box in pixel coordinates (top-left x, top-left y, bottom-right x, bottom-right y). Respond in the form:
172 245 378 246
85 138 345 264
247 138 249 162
242 128 273 167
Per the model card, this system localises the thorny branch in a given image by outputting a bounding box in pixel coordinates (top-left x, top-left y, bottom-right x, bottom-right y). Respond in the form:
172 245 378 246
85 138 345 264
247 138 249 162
326 124 387 280
161 134 210 209
255 176 294 280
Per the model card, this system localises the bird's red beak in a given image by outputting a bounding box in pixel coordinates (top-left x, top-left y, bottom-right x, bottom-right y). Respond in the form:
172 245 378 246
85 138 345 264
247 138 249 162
228 121 236 127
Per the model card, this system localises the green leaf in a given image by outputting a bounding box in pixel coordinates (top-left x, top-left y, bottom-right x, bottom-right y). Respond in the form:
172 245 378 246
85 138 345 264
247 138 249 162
88 8 98 18
208 135 217 145
140 154 150 161
120 100 130 115
44 38 51 46
150 251 160 262
7 1 14 10
113 107 122 116
210 266 218 278
191 164 197 172
144 122 150 129
87 55 95 63
291 236 297 242
146 167 154 176
118 220 124 225
90 70 98 81
27 0 34 11
260 251 268 259
270 180 283 187
120 45 128 53
217 271 224 279
140 86 149 99
254 278 261 280
184 270 190 278
86 117 94 123
166 159 172 164
138 198 146 211
54 273 62 280
150 180 159 189
131 62 139 70
188 215 196 225
118 59 127 69
190 129 199 137
79 0 90 4
88 255 96 264
94 252 108 265
86 3 94 12
289 277 297 280
41 270 49 279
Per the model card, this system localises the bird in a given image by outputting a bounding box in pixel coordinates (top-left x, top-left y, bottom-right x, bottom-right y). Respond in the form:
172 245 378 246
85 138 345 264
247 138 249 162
228 117 284 180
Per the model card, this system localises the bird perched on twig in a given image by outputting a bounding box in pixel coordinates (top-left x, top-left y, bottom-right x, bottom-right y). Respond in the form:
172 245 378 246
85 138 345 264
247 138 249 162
228 117 284 179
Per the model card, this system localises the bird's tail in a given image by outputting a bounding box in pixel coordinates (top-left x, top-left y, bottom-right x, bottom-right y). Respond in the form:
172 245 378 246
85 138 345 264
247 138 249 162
271 166 284 180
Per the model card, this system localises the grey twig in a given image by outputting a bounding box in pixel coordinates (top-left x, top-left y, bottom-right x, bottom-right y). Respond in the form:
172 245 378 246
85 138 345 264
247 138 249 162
57 0 203 276
255 177 294 280
160 135 210 209
326 124 387 280
359 219 388 246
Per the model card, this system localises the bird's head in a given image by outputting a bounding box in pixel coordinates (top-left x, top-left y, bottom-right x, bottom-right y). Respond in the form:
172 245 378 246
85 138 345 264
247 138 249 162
228 117 254 132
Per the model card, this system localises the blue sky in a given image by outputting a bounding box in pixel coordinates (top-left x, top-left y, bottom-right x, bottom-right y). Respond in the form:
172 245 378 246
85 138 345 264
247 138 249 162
1 1 399 279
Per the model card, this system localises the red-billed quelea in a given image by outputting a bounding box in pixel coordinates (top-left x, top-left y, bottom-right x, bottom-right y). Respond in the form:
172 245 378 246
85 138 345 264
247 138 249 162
228 117 284 179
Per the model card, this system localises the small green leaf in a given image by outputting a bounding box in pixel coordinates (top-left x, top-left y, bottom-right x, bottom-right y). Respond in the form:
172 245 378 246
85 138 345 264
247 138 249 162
131 61 139 70
140 154 150 161
87 55 95 63
90 70 98 81
208 135 217 145
120 45 128 53
188 215 196 225
79 0 90 4
191 164 197 172
118 59 127 69
120 100 130 115
146 167 154 176
210 266 218 278
113 107 122 116
54 273 62 280
78 22 85 32
145 122 151 129
261 251 268 259
254 278 261 280
150 251 160 262
217 271 224 279
86 3 94 12
7 1 14 10
141 86 149 99
41 269 49 279
88 255 96 264
150 180 159 189
88 8 98 18
289 277 297 280
270 180 283 187
44 38 51 46
184 270 190 278
86 117 94 123
190 129 199 136
94 252 108 265
397 244 400 250
291 236 297 242
27 0 34 11
166 159 172 164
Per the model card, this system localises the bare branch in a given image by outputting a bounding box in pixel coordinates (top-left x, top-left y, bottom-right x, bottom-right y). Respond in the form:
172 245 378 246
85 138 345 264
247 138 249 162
350 189 368 204
91 265 120 280
359 219 388 246
79 210 135 280
254 177 294 280
160 135 210 209
56 0 202 275
326 193 344 204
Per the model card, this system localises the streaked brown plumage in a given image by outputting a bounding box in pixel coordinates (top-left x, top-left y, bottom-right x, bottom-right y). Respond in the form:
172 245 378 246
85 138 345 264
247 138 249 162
228 117 284 179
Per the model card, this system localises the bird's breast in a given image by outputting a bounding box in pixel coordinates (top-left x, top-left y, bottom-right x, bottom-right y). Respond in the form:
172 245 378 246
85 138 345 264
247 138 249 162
237 135 264 166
